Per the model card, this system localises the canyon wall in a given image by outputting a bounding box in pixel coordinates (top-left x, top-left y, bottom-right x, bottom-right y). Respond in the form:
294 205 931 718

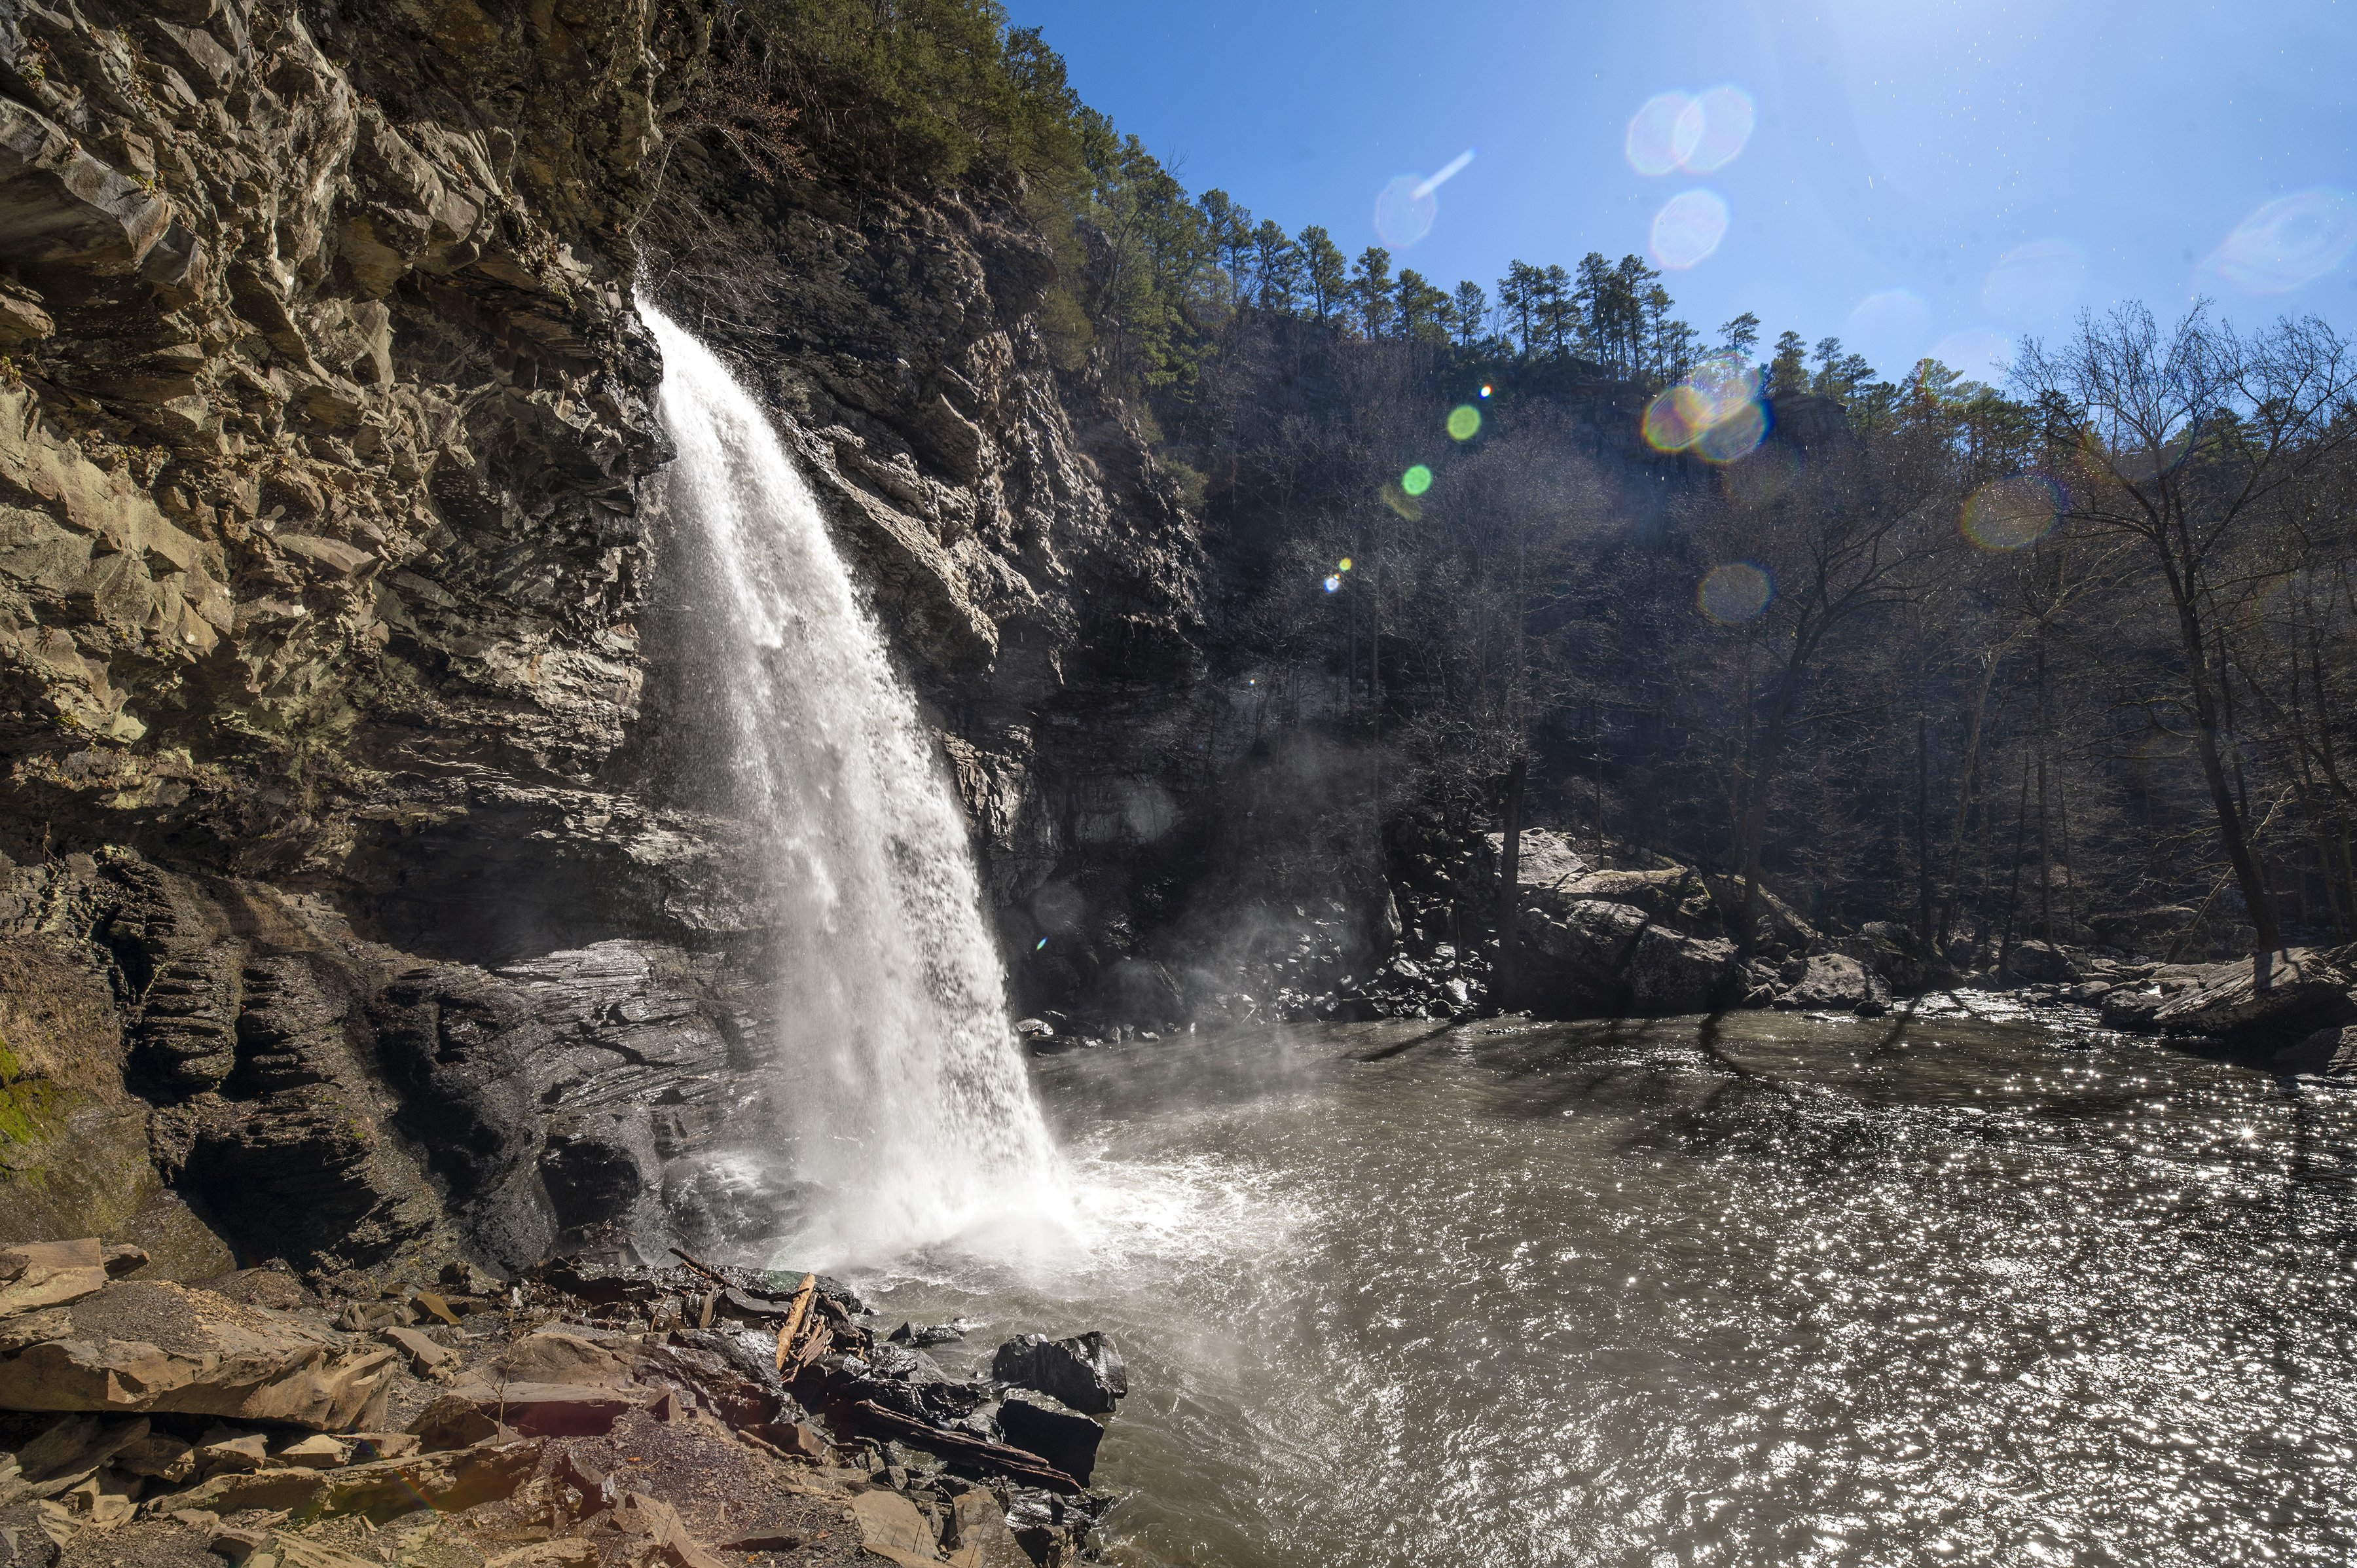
0 0 1222 1283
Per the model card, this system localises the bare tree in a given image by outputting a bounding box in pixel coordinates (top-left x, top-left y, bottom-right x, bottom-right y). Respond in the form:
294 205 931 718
2016 304 2357 985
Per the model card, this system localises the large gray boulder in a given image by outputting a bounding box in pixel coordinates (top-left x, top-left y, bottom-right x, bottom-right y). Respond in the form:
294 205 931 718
2003 941 2078 985
2153 947 2357 1047
2275 1025 2357 1076
1842 921 1951 993
1520 902 1739 1017
996 1389 1105 1485
1781 954 1893 1014
991 1330 1127 1415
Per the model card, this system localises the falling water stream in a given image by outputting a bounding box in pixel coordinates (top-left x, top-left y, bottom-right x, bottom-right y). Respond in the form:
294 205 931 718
646 304 1066 1266
643 310 2357 1566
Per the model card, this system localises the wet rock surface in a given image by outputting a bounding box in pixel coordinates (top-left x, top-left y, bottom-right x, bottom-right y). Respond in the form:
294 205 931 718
0 1239 1123 1566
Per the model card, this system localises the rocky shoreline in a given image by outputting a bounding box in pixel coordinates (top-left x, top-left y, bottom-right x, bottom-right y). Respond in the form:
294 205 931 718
0 1237 1127 1567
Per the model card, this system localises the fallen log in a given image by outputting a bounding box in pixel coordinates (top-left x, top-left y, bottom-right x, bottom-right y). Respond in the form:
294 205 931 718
775 1273 816 1372
847 1400 1080 1493
666 1247 732 1292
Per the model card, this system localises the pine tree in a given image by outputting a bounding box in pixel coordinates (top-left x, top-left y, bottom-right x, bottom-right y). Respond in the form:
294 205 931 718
1298 225 1347 325
1537 264 1575 359
1498 261 1544 356
1350 246 1396 339
1397 269 1450 344
1452 280 1489 348
1252 219 1300 314
1719 311 1762 360
1198 189 1254 311
1769 330 1809 397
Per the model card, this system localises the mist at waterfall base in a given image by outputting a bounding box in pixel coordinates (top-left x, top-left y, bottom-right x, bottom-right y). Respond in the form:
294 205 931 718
639 310 2357 1564
644 304 1068 1269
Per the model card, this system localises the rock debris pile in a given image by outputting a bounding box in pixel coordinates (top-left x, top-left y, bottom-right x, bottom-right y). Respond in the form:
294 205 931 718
0 1239 1128 1567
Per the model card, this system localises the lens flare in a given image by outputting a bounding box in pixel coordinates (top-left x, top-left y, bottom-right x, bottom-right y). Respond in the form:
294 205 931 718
1682 86 1755 172
1842 288 1929 374
1381 484 1423 521
1034 938 1047 950
1642 390 1701 452
1374 150 1476 249
1339 558 1353 571
1447 405 1482 440
1698 562 1772 623
1642 354 1762 456
1401 465 1434 496
1982 238 2087 325
1960 474 2062 550
1478 385 1491 397
2203 189 2357 295
1374 175 1437 248
1685 353 1759 423
1929 327 2010 381
1626 92 1701 176
1323 574 1342 593
1694 399 1767 463
1650 190 1728 270
1626 86 1755 176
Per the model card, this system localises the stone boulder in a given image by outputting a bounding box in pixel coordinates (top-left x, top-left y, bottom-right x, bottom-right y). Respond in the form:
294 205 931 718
2276 1025 2357 1076
0 1279 396 1431
0 1239 109 1321
995 1389 1105 1486
491 1330 639 1388
2152 947 2357 1047
1841 921 1951 994
1780 954 1893 1015
2099 984 2166 1032
1519 902 1739 1018
2003 941 2078 985
991 1331 1126 1415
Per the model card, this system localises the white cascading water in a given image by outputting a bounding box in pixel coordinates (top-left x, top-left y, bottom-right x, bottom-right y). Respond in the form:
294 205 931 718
644 303 1068 1267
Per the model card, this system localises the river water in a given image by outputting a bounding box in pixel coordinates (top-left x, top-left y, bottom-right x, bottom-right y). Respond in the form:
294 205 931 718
860 1005 2357 1567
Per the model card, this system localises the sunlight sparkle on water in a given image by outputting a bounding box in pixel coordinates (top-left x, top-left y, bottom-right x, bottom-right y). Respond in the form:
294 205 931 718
2202 189 2357 295
1961 474 2062 551
1699 560 1773 623
1650 189 1728 270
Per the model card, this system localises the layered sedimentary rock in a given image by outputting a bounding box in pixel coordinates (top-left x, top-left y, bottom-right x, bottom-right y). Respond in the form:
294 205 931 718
0 0 1228 1275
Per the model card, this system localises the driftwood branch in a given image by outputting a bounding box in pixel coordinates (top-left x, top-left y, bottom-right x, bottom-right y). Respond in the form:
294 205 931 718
775 1273 816 1372
667 1247 733 1290
848 1400 1080 1493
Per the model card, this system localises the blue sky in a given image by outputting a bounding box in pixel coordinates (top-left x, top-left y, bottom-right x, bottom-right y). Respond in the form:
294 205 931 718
1004 0 2357 385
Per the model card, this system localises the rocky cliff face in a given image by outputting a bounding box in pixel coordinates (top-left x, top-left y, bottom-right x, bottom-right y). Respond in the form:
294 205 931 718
0 0 1234 1284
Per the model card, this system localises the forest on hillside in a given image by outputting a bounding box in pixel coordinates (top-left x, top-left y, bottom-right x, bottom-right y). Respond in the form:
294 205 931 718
693 0 2357 966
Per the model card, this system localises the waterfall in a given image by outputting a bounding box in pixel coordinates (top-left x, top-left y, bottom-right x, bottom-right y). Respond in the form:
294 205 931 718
644 303 1067 1267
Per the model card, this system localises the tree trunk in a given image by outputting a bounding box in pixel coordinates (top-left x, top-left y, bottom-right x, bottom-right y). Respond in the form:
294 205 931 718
1498 754 1528 1008
2000 747 2032 974
1916 709 1932 945
1937 653 2001 946
2172 593 2281 987
1736 653 1809 949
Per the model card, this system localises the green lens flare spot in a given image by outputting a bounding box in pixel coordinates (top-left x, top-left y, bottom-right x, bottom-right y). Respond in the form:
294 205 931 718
1447 405 1481 441
1401 465 1434 496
